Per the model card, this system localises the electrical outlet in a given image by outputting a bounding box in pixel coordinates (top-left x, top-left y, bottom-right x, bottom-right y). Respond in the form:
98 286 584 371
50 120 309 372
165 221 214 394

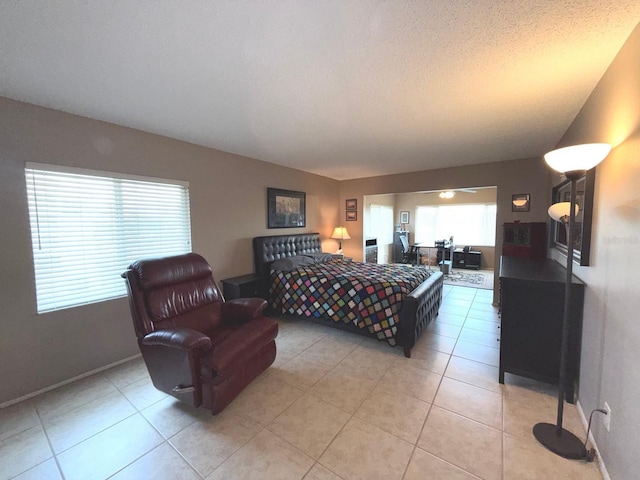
603 402 611 431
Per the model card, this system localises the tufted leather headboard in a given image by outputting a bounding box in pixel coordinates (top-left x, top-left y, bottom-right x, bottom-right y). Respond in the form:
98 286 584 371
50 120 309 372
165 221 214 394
253 233 323 277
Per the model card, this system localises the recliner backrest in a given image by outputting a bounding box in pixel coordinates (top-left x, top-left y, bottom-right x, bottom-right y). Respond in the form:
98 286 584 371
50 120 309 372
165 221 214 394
124 253 223 337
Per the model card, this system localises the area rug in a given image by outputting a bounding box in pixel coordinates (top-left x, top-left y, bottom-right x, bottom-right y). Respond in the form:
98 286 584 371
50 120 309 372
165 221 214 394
442 269 494 290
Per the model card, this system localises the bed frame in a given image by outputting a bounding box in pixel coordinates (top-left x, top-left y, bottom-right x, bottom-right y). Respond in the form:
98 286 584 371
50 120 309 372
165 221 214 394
253 232 444 358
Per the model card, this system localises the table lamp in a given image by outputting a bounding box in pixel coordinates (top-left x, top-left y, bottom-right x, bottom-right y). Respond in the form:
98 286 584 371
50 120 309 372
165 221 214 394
331 227 350 254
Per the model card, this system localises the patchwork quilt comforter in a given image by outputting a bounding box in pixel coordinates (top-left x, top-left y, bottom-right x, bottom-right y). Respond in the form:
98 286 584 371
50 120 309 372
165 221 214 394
270 259 432 345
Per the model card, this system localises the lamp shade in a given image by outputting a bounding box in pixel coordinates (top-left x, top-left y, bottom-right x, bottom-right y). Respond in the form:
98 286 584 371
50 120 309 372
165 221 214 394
544 143 611 174
548 202 579 222
331 227 351 240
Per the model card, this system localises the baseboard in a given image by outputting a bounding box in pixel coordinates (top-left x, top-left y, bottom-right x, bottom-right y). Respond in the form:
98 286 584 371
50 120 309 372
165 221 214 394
576 400 611 480
0 353 142 409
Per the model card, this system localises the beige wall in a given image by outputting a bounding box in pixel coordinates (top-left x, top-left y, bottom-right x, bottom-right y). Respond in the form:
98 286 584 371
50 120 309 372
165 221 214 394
550 24 640 479
0 97 340 404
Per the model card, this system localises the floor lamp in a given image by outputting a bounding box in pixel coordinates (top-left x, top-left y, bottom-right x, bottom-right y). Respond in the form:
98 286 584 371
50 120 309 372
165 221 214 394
534 143 611 459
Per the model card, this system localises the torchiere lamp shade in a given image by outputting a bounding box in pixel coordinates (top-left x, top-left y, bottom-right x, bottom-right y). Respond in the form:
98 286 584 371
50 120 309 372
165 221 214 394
548 202 579 223
544 143 611 173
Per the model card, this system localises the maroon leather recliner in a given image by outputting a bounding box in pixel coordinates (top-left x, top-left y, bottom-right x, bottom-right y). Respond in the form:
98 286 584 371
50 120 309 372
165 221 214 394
122 253 278 414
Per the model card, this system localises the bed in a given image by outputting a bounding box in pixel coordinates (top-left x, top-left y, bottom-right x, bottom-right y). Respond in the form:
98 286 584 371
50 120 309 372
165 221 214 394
253 233 443 357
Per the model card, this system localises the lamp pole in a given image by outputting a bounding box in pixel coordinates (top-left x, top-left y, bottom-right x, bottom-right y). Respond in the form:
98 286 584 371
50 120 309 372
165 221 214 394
535 143 610 460
556 170 580 433
533 171 587 458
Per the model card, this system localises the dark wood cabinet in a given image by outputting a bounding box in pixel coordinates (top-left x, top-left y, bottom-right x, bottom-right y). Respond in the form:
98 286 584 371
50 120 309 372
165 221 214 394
365 238 378 263
221 274 269 301
452 249 482 270
498 256 584 403
502 222 546 260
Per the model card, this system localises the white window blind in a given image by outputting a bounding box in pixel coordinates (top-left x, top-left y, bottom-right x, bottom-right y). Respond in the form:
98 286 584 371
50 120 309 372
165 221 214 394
25 163 192 313
368 204 394 245
415 204 497 246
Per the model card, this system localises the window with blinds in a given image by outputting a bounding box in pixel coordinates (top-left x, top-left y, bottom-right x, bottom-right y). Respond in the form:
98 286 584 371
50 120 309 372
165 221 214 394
25 163 192 313
415 203 497 246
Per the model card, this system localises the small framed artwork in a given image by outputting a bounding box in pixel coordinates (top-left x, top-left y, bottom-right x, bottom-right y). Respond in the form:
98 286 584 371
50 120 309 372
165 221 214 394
400 211 410 224
267 188 306 228
511 194 530 212
346 210 357 221
346 198 357 211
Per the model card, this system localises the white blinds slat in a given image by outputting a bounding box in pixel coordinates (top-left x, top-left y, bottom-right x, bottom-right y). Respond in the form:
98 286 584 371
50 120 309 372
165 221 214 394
25 165 192 313
415 204 496 246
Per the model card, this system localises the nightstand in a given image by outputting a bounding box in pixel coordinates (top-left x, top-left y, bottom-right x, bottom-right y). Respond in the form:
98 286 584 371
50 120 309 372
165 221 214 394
221 274 269 301
331 254 353 262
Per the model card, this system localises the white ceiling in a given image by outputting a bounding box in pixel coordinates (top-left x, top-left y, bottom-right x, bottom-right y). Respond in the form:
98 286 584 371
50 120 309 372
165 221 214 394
1 1 639 180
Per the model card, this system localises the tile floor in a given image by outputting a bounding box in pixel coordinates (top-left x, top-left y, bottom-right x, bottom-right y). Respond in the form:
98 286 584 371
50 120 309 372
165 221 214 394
0 285 604 480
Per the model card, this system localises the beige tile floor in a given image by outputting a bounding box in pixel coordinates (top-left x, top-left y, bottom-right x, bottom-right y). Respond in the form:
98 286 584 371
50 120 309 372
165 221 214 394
0 284 604 480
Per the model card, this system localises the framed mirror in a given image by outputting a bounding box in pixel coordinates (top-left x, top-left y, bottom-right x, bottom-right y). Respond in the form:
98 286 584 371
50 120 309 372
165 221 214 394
549 169 596 266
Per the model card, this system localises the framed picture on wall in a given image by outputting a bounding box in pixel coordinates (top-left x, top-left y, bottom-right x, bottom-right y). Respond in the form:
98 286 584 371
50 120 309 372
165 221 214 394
400 211 409 224
346 198 357 211
346 210 357 221
511 194 530 212
267 188 306 228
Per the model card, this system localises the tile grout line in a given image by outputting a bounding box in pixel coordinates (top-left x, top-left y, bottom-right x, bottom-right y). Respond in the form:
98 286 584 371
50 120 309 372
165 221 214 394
265 284 503 478
6 368 145 480
278 328 432 479
400 300 486 480
59 370 164 480
400 342 455 480
115 394 205 480
8 284 603 480
244 335 364 479
29 405 65 480
207 325 349 480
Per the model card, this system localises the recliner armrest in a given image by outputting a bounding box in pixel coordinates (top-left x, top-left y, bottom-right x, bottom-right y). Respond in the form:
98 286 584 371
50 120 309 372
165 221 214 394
222 298 268 324
141 328 211 351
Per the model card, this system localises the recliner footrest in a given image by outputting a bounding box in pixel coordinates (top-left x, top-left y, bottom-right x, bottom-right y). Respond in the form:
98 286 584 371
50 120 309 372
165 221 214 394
201 318 278 381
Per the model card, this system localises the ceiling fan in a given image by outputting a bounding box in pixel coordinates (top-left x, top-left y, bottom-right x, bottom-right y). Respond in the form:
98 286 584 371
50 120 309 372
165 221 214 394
452 188 477 193
438 188 477 199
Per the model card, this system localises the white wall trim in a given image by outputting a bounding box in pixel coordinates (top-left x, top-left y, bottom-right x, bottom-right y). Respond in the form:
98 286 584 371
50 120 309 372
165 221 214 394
577 400 611 480
0 354 142 409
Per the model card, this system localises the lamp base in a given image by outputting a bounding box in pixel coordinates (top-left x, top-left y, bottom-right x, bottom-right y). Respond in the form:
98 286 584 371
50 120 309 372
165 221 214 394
533 423 587 460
